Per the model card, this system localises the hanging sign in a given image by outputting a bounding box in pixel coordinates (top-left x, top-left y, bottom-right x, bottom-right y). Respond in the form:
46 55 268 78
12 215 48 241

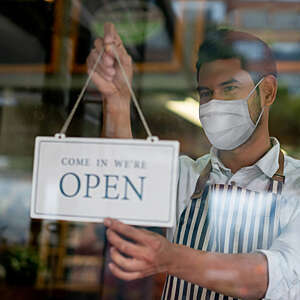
30 135 179 227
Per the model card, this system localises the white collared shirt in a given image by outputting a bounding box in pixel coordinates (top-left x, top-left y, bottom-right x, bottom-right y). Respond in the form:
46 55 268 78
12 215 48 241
169 137 300 299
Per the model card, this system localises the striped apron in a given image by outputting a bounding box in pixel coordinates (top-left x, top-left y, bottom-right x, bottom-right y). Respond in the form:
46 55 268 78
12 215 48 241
162 151 285 300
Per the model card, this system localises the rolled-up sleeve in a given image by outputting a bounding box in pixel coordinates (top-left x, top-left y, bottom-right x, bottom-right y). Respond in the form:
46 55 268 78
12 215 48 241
257 209 300 299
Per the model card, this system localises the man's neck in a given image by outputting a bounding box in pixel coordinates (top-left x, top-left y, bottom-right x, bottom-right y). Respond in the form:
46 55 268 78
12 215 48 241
218 129 271 174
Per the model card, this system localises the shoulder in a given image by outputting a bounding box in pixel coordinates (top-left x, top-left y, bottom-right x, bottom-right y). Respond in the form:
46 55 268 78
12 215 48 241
281 154 300 222
284 154 300 190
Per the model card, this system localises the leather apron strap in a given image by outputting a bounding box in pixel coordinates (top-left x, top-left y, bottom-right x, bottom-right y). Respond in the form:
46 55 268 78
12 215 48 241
272 150 285 183
190 161 211 200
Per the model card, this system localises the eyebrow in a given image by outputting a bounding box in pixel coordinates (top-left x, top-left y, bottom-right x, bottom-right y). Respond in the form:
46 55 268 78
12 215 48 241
196 86 211 93
197 78 241 92
218 78 240 86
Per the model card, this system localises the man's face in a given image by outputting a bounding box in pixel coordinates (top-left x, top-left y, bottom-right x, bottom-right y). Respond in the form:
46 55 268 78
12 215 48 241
197 58 261 123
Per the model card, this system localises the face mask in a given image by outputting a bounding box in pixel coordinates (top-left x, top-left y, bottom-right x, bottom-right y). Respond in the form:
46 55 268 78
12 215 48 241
199 77 264 151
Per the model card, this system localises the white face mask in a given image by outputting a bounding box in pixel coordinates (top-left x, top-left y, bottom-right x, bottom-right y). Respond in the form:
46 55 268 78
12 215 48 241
199 77 264 151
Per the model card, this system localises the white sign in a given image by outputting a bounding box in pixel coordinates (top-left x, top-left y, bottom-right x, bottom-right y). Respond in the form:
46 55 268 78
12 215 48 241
31 135 179 227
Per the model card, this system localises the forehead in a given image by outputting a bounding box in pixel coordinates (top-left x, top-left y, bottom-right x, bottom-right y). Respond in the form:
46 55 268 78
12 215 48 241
198 58 253 87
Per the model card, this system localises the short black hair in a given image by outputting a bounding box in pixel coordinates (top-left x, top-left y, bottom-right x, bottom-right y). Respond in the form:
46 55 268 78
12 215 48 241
196 28 277 84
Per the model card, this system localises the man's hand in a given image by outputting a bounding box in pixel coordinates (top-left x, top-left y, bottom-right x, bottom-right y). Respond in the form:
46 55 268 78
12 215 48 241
104 218 174 281
87 23 133 138
104 218 268 299
87 22 133 100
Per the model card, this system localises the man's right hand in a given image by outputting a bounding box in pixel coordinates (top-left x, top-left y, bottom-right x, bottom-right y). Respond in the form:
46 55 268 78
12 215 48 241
87 23 133 100
87 23 133 138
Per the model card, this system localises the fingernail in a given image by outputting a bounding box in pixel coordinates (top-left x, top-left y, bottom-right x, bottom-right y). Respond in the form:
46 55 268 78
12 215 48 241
104 218 112 226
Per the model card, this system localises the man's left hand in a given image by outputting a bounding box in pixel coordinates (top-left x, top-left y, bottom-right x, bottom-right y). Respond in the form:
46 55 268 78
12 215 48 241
104 218 174 281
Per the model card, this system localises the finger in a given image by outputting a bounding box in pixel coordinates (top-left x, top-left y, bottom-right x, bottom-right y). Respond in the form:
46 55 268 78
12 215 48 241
87 60 113 83
102 53 114 67
87 49 102 69
87 63 113 83
90 48 114 69
95 35 116 62
107 228 147 259
110 247 148 272
95 55 116 77
108 263 143 281
94 38 104 53
88 49 115 81
104 22 122 46
103 23 131 67
98 65 115 78
93 37 119 74
104 218 153 245
88 67 113 82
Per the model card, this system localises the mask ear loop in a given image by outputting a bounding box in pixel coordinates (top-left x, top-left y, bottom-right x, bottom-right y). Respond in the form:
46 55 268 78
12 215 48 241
254 105 265 127
249 77 265 127
247 76 265 99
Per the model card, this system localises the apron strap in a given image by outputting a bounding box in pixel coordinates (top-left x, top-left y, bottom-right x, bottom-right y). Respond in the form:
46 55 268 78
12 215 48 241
190 161 212 200
271 150 285 183
191 150 285 200
268 150 285 194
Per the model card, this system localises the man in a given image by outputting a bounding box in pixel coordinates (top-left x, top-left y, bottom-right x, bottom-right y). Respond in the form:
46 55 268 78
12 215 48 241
87 23 300 299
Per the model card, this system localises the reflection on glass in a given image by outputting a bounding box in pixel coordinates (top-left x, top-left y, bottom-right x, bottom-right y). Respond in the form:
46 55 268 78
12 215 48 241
0 0 300 299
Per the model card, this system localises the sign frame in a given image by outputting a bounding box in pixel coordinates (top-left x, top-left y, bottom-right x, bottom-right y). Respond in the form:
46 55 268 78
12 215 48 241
31 135 179 228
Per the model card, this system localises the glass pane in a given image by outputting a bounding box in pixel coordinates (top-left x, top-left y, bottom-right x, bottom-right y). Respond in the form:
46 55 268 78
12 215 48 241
272 42 300 61
270 11 300 29
240 10 267 28
1 0 300 299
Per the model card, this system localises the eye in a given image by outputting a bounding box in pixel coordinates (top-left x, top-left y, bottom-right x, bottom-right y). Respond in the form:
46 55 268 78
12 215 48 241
199 91 210 98
223 85 238 93
197 88 212 102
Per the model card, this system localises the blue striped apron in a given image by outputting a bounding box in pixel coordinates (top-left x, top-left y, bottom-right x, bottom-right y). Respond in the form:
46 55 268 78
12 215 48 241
162 151 285 300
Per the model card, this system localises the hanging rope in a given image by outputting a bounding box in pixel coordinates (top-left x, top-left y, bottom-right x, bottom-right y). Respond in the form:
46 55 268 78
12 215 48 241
111 45 152 137
59 44 152 138
60 48 104 134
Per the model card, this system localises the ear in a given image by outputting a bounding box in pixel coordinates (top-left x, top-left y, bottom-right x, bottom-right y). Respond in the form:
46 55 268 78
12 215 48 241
260 75 277 107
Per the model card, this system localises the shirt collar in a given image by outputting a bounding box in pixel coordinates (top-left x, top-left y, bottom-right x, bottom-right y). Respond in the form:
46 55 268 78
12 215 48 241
210 137 281 178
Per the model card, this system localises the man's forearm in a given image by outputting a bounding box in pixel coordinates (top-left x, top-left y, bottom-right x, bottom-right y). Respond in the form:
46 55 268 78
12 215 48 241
168 244 268 299
101 95 132 138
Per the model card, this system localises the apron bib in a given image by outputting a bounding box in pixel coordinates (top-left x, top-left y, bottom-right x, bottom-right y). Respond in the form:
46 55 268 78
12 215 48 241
162 152 285 300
